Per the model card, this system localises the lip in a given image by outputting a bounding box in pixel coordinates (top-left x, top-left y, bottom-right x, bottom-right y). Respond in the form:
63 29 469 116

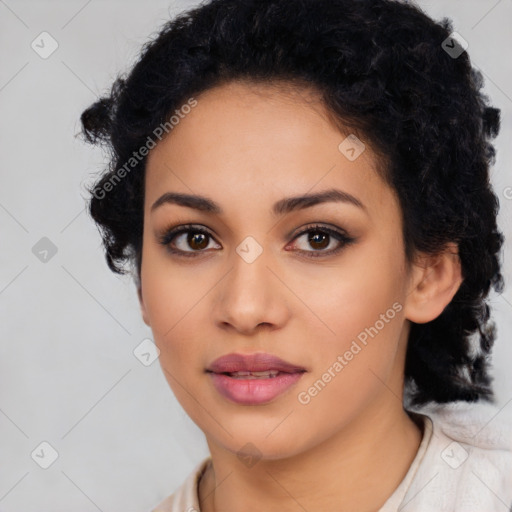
206 352 306 373
206 352 306 405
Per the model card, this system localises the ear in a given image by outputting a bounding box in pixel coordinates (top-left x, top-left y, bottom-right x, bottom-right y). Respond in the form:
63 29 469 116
403 242 464 324
137 285 151 327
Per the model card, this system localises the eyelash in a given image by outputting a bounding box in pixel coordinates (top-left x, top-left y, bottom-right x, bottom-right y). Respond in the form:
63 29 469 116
157 223 356 259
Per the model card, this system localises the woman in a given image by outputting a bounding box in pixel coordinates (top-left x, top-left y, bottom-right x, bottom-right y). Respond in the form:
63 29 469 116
80 0 512 510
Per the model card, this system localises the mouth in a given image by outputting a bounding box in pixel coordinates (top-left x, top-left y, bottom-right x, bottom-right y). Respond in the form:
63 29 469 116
205 352 307 405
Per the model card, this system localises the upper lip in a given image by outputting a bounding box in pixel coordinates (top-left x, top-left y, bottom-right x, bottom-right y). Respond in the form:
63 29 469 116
206 352 307 374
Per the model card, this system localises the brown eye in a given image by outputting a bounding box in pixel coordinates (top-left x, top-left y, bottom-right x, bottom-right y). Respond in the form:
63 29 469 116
307 231 330 250
288 224 356 258
158 225 220 257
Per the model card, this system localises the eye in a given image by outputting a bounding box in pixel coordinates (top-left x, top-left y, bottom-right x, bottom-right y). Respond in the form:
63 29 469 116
287 224 355 258
157 224 220 258
157 223 356 259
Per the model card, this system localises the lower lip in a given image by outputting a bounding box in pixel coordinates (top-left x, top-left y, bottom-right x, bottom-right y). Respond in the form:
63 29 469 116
208 371 305 405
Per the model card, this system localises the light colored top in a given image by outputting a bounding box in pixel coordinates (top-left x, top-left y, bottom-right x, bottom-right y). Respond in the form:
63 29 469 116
151 400 512 512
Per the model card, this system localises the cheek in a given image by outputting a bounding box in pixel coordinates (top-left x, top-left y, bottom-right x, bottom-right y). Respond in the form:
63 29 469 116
301 242 404 350
292 287 405 442
297 285 403 402
293 242 406 401
324 274 403 350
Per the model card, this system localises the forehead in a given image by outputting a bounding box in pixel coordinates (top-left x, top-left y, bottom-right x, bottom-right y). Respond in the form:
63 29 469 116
144 80 395 220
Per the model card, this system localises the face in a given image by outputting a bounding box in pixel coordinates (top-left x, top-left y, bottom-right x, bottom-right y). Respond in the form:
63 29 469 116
138 80 416 460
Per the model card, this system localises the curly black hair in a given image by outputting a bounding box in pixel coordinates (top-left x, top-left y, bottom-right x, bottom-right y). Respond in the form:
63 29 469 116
80 0 504 407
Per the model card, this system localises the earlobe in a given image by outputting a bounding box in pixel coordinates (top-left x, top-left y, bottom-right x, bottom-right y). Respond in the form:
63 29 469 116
137 285 151 327
403 243 464 324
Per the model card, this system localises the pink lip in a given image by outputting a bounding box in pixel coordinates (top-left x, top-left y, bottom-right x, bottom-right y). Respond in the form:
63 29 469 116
207 352 306 373
206 352 307 405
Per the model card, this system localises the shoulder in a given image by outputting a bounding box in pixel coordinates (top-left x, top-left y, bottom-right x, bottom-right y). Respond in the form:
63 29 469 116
150 457 211 512
404 400 512 511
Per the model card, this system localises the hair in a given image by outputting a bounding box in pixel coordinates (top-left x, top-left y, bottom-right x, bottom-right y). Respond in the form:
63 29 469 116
80 0 504 406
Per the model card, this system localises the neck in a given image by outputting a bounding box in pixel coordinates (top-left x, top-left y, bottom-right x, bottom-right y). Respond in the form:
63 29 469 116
198 396 423 512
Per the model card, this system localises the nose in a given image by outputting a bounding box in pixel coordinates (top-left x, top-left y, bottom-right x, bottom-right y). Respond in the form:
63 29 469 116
212 247 291 336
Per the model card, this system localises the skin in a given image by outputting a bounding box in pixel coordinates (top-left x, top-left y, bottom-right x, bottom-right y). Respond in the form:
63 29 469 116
137 80 463 512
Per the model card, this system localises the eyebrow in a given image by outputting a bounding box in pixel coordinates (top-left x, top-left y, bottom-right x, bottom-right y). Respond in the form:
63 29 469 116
150 188 366 216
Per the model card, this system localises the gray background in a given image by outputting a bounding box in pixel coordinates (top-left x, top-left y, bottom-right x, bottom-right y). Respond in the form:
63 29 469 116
0 1 511 510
